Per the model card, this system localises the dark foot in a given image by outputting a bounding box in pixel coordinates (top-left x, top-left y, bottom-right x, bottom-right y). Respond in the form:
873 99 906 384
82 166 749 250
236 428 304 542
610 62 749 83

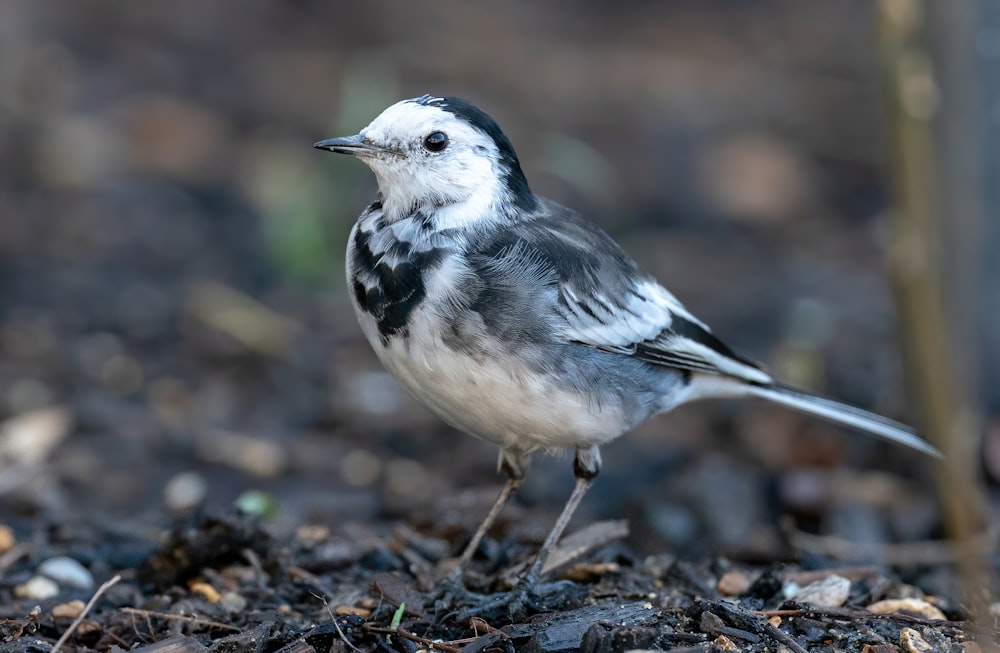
447 580 584 623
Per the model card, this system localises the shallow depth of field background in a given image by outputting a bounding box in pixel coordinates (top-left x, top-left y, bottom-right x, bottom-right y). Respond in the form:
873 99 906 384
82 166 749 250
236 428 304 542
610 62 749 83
0 0 995 571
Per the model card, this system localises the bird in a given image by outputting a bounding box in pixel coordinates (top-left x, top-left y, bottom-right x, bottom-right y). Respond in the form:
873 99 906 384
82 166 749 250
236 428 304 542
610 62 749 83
314 94 939 599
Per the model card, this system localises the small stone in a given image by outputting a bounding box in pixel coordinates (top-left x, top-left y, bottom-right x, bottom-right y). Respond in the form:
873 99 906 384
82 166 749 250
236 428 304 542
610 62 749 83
38 556 94 590
784 574 850 607
899 627 933 653
867 598 946 621
51 600 86 619
220 591 247 613
717 570 752 596
15 575 59 599
713 635 739 652
295 525 330 546
163 471 207 513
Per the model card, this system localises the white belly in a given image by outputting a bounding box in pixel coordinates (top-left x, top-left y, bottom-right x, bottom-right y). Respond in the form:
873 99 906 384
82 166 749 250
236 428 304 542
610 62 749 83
356 307 627 455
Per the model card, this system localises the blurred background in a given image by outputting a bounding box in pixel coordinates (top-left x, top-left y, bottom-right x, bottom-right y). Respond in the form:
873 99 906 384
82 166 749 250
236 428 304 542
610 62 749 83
0 0 995 571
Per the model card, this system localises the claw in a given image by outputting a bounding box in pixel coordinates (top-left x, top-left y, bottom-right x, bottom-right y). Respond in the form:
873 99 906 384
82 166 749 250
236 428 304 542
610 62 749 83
445 580 585 624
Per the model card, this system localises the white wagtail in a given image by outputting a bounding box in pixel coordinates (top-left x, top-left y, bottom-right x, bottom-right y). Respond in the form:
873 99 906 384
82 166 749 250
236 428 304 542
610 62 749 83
315 95 939 595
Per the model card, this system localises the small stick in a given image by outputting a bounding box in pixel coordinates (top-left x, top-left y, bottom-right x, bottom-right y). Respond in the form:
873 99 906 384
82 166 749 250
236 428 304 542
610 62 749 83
119 607 240 632
316 594 363 653
754 606 962 627
364 626 461 653
51 574 121 653
763 622 809 653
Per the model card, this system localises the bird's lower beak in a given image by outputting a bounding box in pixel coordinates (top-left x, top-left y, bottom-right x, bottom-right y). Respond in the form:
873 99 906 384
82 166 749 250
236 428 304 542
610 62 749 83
313 134 383 157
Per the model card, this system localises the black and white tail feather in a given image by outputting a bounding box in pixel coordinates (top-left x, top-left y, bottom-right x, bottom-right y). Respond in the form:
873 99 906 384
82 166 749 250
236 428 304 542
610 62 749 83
749 383 939 457
564 265 943 458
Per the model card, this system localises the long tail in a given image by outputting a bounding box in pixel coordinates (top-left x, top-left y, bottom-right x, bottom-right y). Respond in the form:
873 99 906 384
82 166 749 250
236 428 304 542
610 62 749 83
745 382 941 458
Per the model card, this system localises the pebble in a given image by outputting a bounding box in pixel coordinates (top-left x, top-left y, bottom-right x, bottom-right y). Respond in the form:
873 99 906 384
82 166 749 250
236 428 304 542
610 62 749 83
784 574 850 607
899 628 933 653
220 591 247 613
38 556 95 590
15 575 59 600
716 570 752 596
867 598 946 620
164 471 208 513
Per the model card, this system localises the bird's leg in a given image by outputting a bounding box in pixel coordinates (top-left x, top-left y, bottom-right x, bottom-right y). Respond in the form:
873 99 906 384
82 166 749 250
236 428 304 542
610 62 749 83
450 446 600 621
518 445 599 589
445 451 525 586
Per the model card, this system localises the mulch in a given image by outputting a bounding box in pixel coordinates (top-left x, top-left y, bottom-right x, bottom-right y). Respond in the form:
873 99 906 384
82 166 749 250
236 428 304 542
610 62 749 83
0 511 978 653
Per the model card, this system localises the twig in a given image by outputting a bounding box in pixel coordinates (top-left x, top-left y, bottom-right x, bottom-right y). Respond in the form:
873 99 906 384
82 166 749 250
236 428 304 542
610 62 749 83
242 548 268 589
876 0 995 648
0 542 30 574
763 622 808 653
51 574 121 653
119 607 240 632
364 625 461 653
468 616 509 638
754 606 964 628
781 516 998 566
316 594 363 653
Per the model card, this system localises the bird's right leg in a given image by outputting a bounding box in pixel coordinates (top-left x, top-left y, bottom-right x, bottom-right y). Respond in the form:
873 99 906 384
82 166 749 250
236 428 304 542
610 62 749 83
445 449 526 587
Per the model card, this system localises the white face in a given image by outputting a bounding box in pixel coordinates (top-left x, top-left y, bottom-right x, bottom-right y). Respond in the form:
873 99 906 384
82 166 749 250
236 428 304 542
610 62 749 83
353 98 509 225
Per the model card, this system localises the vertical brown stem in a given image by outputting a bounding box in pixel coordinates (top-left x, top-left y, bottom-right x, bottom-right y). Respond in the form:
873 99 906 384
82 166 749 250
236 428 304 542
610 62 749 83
875 0 992 644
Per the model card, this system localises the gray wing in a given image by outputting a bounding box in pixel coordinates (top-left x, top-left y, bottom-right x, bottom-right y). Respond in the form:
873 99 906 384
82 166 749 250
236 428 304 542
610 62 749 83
468 200 772 384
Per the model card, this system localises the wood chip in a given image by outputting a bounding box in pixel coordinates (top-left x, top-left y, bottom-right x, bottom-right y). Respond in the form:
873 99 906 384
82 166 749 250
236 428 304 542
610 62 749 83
187 580 220 603
560 561 620 582
51 600 86 619
867 598 946 620
0 525 15 554
542 520 629 573
131 634 207 653
335 606 371 618
863 644 902 653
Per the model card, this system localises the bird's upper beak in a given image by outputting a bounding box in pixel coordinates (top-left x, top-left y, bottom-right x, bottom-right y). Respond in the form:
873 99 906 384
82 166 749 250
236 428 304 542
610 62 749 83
314 134 399 158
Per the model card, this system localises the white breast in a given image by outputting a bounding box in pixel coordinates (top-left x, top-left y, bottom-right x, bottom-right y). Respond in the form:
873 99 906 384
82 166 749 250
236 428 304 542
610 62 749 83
355 306 629 455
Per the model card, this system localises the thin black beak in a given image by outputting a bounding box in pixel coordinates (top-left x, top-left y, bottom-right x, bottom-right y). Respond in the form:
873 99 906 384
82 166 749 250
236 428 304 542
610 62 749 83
313 134 375 155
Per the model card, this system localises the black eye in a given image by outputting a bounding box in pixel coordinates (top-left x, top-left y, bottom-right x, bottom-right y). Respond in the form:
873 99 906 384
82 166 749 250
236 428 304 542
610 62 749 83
423 131 449 152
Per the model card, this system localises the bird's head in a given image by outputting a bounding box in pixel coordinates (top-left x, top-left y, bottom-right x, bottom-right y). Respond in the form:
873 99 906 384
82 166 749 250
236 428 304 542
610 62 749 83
315 95 536 226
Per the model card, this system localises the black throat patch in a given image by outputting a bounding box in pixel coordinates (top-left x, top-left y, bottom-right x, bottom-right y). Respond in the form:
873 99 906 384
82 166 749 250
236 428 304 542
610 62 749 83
351 228 446 343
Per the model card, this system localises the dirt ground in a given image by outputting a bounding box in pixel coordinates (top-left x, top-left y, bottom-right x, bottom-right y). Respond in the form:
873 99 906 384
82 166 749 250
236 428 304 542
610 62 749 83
0 1 996 652
0 509 979 652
